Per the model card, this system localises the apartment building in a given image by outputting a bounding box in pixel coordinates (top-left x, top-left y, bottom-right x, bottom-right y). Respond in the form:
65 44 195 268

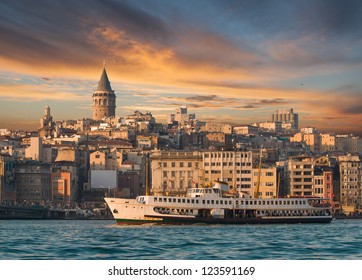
338 155 361 209
271 108 298 131
287 156 314 196
290 129 321 153
15 161 52 203
150 151 203 195
203 151 253 195
313 167 333 201
252 166 277 198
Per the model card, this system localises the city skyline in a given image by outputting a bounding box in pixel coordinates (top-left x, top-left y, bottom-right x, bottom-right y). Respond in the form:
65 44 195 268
1 0 362 135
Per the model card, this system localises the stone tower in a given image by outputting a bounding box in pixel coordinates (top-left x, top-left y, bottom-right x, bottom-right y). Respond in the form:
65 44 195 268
39 105 54 137
92 67 116 120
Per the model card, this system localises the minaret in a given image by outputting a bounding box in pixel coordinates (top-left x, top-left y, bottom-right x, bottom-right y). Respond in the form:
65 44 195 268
92 66 116 120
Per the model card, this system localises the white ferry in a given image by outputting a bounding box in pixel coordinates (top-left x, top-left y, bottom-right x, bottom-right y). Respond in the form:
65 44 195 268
105 182 332 225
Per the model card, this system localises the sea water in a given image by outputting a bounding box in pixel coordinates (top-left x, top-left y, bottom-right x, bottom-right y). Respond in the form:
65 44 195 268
0 219 361 260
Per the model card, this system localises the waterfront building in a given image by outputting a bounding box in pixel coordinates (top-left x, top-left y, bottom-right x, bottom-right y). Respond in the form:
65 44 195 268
150 150 203 195
15 161 51 203
338 154 362 211
287 156 314 196
271 108 298 131
51 162 79 204
203 151 253 195
0 154 15 202
92 67 116 120
313 167 333 201
252 165 277 198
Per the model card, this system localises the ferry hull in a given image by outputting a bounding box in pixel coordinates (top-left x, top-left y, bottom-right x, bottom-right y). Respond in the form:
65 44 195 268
115 216 332 225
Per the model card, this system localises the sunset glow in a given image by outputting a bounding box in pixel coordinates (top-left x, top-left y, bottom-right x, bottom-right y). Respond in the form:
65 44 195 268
1 0 361 134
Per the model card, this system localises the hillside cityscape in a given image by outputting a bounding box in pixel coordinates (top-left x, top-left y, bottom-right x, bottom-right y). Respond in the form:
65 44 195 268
0 67 361 217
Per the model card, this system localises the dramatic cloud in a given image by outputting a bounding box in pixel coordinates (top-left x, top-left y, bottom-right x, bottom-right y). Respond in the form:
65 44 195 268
0 0 361 134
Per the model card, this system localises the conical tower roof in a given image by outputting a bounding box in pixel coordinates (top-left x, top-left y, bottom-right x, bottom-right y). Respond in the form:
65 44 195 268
97 68 113 91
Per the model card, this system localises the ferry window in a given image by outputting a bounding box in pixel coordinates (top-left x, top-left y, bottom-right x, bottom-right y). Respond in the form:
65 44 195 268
178 199 181 203
187 199 190 203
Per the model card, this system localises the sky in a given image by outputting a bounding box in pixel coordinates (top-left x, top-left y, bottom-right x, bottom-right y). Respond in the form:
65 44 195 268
0 0 362 135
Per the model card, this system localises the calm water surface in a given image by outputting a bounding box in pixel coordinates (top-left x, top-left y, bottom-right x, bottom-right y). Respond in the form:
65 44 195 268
1 219 361 259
